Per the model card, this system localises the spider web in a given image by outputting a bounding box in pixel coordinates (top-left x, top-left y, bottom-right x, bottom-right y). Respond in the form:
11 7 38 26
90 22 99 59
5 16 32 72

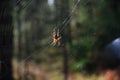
21 0 81 63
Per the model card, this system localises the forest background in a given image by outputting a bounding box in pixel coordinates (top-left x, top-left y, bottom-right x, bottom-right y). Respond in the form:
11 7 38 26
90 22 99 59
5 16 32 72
0 0 120 80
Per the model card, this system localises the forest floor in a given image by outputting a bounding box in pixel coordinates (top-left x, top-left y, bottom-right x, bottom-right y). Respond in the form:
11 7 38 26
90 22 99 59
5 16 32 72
12 58 105 80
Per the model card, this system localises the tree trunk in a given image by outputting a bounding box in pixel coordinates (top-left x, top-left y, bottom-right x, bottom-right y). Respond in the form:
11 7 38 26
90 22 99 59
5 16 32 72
55 0 71 80
17 3 22 60
0 0 13 80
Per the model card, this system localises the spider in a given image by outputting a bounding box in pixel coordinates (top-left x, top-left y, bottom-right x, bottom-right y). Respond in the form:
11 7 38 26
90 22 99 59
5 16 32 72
51 27 61 46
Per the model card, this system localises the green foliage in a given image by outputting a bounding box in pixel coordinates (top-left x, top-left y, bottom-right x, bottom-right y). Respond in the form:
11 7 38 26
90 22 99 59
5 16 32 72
71 59 90 72
94 0 120 50
71 59 98 75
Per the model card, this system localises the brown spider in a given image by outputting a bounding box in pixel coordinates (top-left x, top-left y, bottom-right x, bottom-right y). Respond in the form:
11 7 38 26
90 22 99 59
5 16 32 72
51 27 61 46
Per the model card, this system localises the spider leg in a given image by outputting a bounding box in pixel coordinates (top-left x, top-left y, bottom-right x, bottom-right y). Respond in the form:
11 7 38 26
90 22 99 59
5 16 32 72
58 36 61 40
50 42 56 46
53 27 58 38
58 41 61 46
57 28 60 36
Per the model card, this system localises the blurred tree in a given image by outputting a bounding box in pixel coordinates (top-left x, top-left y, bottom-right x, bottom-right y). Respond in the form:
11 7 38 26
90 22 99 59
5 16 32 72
16 0 23 60
55 0 71 80
94 0 120 56
0 0 13 80
69 0 96 72
24 0 48 55
91 0 120 71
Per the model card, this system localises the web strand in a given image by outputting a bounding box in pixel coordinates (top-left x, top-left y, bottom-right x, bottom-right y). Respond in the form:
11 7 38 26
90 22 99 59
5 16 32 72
60 16 73 33
62 0 80 26
22 44 50 63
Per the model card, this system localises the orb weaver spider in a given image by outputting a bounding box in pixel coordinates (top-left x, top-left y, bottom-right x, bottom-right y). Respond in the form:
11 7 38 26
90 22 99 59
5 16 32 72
51 27 61 46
